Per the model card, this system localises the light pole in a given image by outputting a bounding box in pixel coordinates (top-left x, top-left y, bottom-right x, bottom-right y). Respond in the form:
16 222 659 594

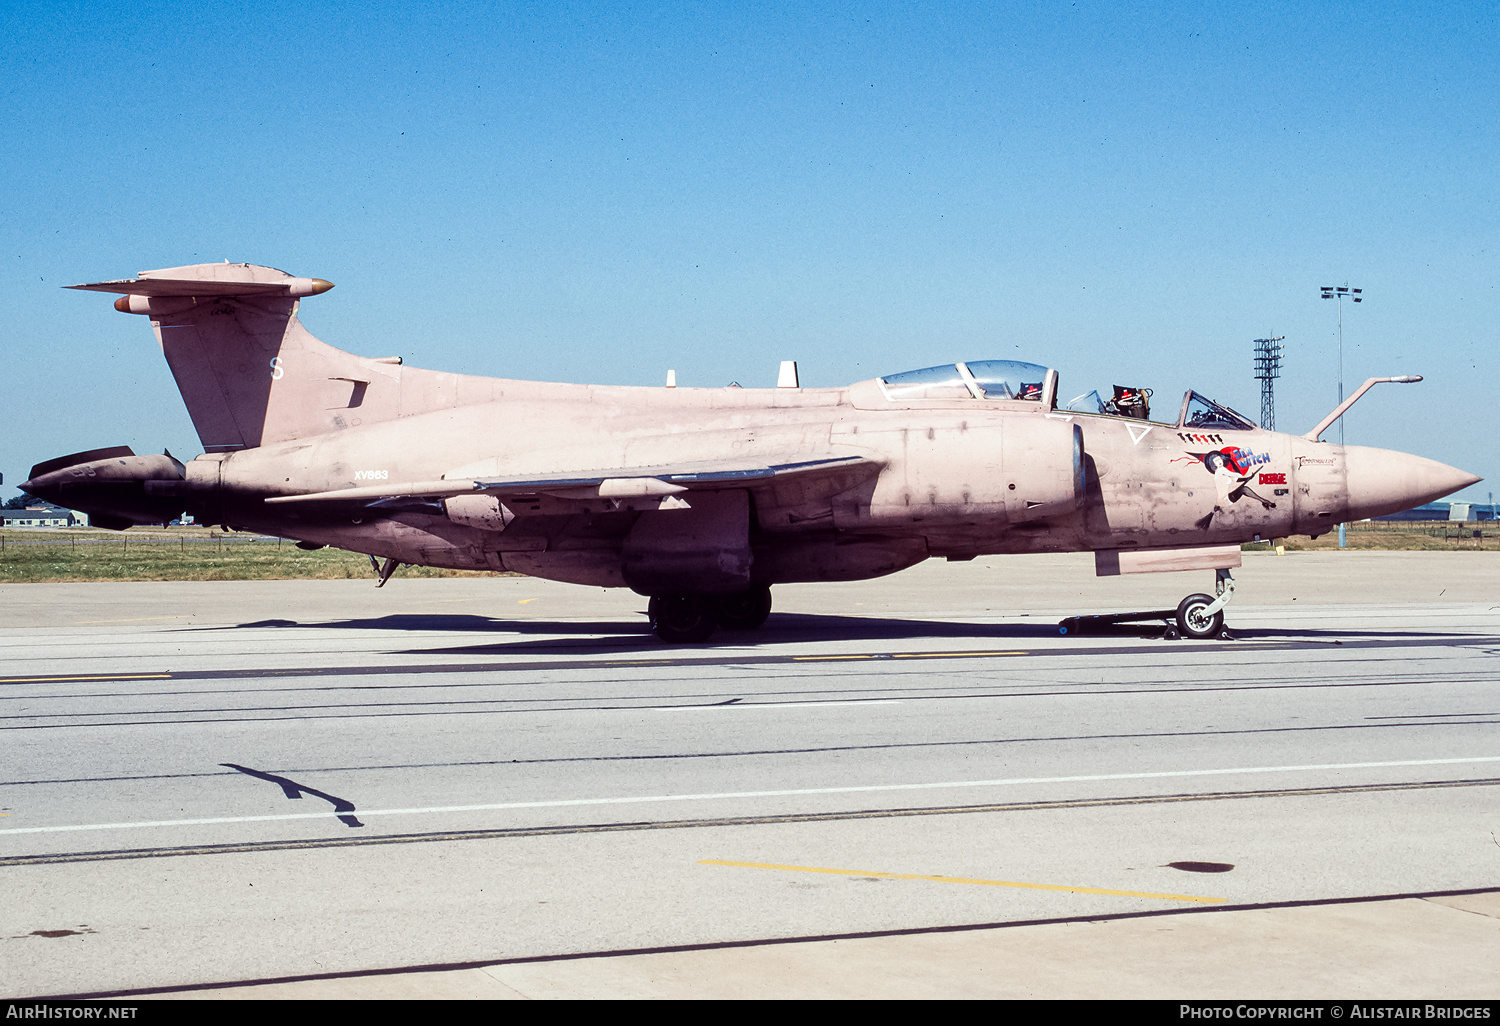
1320 284 1363 548
1253 336 1285 430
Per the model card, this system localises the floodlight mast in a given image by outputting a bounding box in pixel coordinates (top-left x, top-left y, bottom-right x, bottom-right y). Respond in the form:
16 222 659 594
1253 336 1285 430
1320 284 1363 548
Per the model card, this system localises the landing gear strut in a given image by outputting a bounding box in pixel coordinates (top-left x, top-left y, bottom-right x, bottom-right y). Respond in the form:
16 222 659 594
368 554 404 587
1170 568 1236 640
648 585 774 643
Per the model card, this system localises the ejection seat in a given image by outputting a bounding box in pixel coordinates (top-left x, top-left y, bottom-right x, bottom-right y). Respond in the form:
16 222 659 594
1103 385 1152 420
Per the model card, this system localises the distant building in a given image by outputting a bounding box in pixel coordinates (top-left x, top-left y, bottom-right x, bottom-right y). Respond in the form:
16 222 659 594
1376 503 1451 522
1376 502 1494 522
0 505 81 527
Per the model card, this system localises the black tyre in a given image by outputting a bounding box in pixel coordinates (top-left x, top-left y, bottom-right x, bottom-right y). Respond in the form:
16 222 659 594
717 585 773 630
648 594 719 644
1175 593 1224 639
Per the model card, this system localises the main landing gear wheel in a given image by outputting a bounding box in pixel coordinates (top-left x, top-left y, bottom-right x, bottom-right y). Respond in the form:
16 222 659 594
1175 593 1224 640
648 594 719 644
717 585 773 630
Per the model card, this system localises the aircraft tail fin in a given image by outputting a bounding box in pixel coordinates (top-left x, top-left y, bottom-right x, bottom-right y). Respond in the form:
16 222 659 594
70 264 406 451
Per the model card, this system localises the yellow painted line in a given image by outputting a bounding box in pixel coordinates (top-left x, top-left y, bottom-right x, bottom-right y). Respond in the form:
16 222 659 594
791 654 875 662
0 674 172 684
892 651 1026 659
517 598 539 605
699 859 1224 904
74 615 194 624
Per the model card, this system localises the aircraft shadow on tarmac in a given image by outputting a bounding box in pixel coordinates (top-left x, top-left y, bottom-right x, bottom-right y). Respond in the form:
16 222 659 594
206 612 1484 656
221 762 363 828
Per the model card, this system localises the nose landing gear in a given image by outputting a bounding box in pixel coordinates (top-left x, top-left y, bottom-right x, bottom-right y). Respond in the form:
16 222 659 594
1168 568 1236 640
1058 568 1237 640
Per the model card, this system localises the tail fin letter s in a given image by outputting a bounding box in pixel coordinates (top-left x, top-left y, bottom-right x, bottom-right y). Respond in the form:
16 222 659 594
70 263 395 451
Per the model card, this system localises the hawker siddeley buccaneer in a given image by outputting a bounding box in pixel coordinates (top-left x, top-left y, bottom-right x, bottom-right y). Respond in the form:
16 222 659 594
25 263 1481 642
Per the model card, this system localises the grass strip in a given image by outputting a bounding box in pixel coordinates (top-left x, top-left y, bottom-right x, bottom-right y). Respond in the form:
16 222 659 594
0 520 1493 583
0 530 501 582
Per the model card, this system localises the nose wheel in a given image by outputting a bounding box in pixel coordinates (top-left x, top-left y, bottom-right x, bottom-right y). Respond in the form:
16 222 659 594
1171 568 1235 640
1174 594 1224 639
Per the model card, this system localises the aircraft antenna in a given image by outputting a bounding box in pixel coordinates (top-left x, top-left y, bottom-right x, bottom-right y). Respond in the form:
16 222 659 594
1253 336 1285 430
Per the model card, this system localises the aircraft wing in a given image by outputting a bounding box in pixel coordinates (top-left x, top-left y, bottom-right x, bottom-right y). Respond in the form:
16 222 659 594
263 455 876 508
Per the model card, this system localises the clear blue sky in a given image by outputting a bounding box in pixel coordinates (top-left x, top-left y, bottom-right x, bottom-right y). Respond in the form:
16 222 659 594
2 1 1495 504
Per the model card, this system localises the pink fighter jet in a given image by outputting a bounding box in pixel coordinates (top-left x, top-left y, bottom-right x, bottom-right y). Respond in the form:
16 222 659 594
24 263 1479 642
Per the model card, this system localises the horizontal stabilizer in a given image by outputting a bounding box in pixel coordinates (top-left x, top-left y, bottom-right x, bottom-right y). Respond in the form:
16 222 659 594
68 263 332 299
264 455 874 506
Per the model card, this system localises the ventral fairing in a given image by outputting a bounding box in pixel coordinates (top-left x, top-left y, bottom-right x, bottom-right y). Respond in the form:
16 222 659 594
24 263 1480 642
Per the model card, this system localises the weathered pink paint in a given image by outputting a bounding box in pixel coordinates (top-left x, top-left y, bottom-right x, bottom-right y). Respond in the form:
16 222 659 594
26 263 1480 642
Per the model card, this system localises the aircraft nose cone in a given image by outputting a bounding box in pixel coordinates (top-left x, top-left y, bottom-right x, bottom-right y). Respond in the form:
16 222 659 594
1343 446 1481 521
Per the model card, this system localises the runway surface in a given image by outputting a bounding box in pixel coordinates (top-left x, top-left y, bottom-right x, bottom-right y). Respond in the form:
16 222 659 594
2 551 1498 998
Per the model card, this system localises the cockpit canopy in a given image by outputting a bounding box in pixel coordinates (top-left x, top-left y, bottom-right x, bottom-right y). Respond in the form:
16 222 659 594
879 359 1258 431
879 360 1052 402
1063 387 1255 429
1179 392 1256 431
